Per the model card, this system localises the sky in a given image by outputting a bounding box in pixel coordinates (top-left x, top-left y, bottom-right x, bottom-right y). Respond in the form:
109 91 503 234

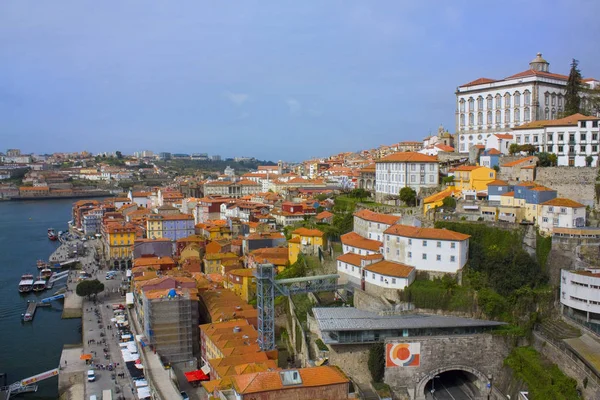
1 1 600 162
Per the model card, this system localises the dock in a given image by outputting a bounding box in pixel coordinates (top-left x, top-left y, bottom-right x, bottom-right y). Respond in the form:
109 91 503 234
23 302 37 322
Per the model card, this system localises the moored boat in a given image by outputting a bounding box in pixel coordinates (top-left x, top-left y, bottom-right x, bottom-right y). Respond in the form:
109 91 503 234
48 228 58 241
37 259 49 269
32 279 47 292
40 268 53 280
18 274 35 293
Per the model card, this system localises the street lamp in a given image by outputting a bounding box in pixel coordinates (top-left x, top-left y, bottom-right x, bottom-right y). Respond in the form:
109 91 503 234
430 375 440 398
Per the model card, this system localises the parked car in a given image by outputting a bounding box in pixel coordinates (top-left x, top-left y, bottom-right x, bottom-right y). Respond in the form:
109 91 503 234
87 370 96 382
180 391 189 400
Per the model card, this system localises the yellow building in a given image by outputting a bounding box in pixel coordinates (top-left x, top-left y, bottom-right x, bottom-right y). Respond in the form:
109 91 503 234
423 187 458 216
451 166 496 191
203 252 239 275
104 222 136 259
146 214 163 239
288 228 326 264
226 268 257 303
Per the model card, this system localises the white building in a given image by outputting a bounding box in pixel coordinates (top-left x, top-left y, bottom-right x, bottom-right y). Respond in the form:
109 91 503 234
561 269 600 326
382 225 470 274
340 232 382 256
484 134 514 155
512 113 600 167
375 152 439 202
353 209 401 241
336 252 384 287
363 260 416 291
538 198 586 234
455 53 599 153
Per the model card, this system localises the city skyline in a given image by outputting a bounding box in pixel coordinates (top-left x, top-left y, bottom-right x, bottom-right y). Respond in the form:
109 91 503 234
2 1 600 161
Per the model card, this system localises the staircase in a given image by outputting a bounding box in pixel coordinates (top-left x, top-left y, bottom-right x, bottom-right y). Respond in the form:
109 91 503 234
539 319 581 341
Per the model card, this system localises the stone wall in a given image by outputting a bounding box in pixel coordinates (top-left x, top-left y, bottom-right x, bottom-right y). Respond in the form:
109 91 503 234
384 334 510 400
327 343 373 385
354 288 393 313
534 166 598 208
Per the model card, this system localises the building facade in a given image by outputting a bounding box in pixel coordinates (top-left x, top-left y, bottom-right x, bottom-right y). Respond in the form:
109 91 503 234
561 269 600 331
375 152 439 201
455 53 599 153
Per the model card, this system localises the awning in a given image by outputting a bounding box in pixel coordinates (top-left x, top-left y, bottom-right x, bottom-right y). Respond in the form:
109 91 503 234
184 370 210 382
126 293 134 305
80 354 93 360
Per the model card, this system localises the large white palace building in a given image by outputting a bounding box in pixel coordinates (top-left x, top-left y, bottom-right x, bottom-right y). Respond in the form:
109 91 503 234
455 53 599 153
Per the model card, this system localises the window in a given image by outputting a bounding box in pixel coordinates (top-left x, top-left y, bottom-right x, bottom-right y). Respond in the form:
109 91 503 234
496 94 501 109
487 96 492 109
547 133 553 142
411 164 416 171
524 136 530 143
593 133 598 141
372 273 375 279
558 96 563 106
558 145 564 153
429 175 434 183
380 276 383 282
569 146 575 153
542 217 548 223
581 145 586 152
450 256 456 262
581 121 587 128
436 254 441 261
593 145 598 152
514 92 520 106
561 208 567 213
396 237 400 243
468 98 474 112
545 108 549 119
559 133 564 141
593 121 598 128
408 252 412 258
495 110 501 125
423 240 427 247
408 239 412 245
524 107 530 122
437 241 441 248
487 111 492 124
392 278 397 284
533 135 538 143
477 97 484 109
469 113 474 125
551 109 556 119
545 93 549 106
386 247 389 253
451 242 456 249
514 109 520 123
505 110 510 123
422 253 427 260
396 249 399 256
504 93 511 108
552 94 556 106
477 112 483 125
460 100 465 112
581 133 587 141
570 133 575 142
524 91 531 105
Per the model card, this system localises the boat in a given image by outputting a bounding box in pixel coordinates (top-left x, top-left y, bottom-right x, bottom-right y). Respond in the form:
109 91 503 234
18 274 35 293
40 268 53 280
48 228 58 241
37 260 49 269
32 278 47 292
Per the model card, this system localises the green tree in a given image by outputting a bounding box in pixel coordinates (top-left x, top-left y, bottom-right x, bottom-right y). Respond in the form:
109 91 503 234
586 155 594 167
509 143 520 155
548 153 558 166
368 342 385 383
349 188 370 201
115 151 123 159
564 59 583 116
399 187 417 206
76 279 105 299
493 165 500 173
442 196 456 210
442 176 454 185
537 152 555 167
519 144 537 155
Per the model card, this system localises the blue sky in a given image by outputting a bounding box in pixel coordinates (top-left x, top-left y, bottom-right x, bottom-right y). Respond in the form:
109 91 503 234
1 1 599 162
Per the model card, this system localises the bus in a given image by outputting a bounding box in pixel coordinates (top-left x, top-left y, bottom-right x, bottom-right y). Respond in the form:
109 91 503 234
102 389 112 400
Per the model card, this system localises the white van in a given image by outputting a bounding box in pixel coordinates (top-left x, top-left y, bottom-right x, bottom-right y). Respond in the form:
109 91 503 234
87 369 96 382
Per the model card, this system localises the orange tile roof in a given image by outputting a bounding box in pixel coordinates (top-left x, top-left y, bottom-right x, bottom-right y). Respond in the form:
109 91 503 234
501 191 515 197
353 209 401 225
363 260 415 278
521 165 536 169
434 144 455 152
487 180 509 186
512 113 598 130
501 156 537 167
494 134 513 139
228 268 255 278
485 148 502 155
316 211 333 220
336 252 383 267
378 152 438 163
292 227 325 237
384 224 470 241
232 366 349 395
459 77 498 87
530 185 554 191
450 165 482 172
505 68 568 81
340 232 382 252
423 189 457 204
541 198 585 208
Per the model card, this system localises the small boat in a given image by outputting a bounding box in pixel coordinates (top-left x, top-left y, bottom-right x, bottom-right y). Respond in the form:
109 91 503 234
18 274 35 293
37 260 49 269
32 279 47 292
40 268 53 280
48 228 58 241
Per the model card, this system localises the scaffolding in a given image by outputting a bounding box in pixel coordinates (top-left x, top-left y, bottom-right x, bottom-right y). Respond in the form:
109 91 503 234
143 292 199 364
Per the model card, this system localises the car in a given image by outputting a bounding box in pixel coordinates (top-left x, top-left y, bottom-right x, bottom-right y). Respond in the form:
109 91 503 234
180 391 189 400
87 370 96 382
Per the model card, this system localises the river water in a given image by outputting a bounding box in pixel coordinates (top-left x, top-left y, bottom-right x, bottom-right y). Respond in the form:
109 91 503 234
0 199 81 399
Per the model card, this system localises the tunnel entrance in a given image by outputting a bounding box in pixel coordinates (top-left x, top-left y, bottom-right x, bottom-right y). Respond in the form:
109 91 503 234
424 370 482 399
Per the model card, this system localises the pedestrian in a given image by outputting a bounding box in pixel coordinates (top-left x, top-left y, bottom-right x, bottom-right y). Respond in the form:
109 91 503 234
64 360 67 366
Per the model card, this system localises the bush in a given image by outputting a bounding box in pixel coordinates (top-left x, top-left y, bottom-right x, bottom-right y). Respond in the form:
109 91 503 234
315 338 328 351
368 342 385 383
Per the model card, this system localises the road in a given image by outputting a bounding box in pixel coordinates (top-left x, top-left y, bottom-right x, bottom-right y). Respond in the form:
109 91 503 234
428 373 480 400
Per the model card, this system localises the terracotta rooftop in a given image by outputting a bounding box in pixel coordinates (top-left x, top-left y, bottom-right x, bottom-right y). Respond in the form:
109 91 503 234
363 260 415 278
459 77 498 87
341 232 382 252
292 227 325 237
378 152 438 163
501 156 537 167
541 198 585 208
353 209 401 225
384 225 470 241
336 252 383 267
512 113 599 130
487 180 509 186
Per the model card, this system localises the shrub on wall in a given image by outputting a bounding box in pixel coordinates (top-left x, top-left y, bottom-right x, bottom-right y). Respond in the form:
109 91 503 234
368 342 385 383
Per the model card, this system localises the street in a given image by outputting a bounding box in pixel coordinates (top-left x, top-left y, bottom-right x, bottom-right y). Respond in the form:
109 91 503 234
427 373 480 400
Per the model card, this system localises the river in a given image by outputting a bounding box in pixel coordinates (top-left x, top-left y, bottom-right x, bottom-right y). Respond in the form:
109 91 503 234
0 199 82 399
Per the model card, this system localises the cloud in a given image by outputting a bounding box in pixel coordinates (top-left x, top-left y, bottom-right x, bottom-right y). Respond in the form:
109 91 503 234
286 97 302 115
223 91 250 106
